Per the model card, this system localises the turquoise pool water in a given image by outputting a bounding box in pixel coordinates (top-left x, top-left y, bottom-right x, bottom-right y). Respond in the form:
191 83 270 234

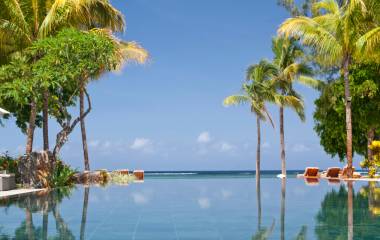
0 172 378 239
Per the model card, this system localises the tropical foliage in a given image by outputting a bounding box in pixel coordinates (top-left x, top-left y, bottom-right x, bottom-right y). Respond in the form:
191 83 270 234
314 63 380 161
278 0 380 176
0 0 148 177
361 141 380 178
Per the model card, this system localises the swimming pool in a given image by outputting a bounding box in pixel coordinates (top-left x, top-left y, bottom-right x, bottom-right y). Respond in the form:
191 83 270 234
0 172 378 239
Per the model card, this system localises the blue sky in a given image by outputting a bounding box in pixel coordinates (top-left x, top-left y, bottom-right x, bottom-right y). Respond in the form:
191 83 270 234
0 0 353 171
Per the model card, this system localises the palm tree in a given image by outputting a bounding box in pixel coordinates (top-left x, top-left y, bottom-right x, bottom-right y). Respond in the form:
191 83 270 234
78 29 148 171
278 0 380 177
270 37 317 177
0 0 125 156
224 60 277 180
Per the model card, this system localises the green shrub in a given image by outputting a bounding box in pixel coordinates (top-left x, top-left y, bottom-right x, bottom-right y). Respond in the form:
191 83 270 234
48 160 76 188
0 152 20 182
360 141 380 178
109 172 135 185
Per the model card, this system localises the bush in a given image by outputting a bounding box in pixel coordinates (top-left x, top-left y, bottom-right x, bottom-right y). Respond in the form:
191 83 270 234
0 152 20 182
360 141 380 178
48 160 76 188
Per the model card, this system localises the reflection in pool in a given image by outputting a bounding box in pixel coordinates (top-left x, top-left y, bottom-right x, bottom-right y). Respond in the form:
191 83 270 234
1 175 380 239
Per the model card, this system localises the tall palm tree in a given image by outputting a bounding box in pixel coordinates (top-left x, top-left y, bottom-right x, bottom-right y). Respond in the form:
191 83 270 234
79 29 148 171
224 60 277 180
0 0 125 156
278 0 380 177
224 60 305 179
270 37 317 177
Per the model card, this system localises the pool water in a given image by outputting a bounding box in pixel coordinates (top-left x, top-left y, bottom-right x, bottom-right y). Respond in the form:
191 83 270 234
0 173 379 239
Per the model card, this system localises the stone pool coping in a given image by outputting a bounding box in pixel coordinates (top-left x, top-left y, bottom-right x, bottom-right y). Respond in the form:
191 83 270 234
0 188 45 199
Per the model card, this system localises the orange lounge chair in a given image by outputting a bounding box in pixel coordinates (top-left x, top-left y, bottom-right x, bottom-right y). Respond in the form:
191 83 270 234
321 167 341 178
297 167 320 178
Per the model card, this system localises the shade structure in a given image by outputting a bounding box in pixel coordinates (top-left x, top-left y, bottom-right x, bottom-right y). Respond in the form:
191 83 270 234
0 108 10 116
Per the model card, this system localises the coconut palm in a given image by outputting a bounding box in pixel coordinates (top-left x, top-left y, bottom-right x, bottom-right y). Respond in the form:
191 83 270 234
224 60 277 180
0 0 125 156
270 36 317 177
224 60 305 179
278 0 380 177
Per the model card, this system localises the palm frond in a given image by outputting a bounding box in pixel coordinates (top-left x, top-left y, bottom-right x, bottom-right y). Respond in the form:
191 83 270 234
38 0 125 38
298 75 325 90
2 0 31 37
356 26 380 57
312 0 340 15
223 95 250 106
278 16 342 67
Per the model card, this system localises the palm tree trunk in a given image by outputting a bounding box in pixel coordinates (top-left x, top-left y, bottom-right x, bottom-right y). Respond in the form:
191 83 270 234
42 210 48 240
43 89 49 151
347 181 353 240
367 128 375 161
26 209 35 240
280 106 286 176
343 55 353 178
80 186 90 240
26 99 37 155
280 178 286 240
256 174 261 230
80 84 90 171
256 116 261 180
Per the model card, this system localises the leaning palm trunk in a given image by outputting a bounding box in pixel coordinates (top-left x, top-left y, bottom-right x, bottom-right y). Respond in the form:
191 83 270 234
343 55 353 178
256 116 261 180
279 106 286 176
43 89 49 151
80 83 90 171
26 99 37 155
80 186 90 240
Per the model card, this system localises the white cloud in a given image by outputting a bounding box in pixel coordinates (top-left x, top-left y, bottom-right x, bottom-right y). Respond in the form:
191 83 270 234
197 131 211 144
89 140 100 148
130 138 153 153
198 197 210 209
103 141 111 149
292 143 310 153
219 142 236 152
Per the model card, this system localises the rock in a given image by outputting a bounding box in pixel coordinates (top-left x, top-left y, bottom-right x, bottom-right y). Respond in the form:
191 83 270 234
18 151 56 188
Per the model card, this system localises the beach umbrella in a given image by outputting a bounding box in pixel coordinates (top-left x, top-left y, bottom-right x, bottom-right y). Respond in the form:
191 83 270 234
0 107 10 116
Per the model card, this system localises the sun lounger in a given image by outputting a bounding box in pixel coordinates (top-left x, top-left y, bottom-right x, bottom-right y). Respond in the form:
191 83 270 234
321 167 341 178
297 167 320 178
133 170 144 180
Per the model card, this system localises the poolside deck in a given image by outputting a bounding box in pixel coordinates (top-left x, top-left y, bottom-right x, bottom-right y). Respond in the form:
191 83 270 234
0 188 44 199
